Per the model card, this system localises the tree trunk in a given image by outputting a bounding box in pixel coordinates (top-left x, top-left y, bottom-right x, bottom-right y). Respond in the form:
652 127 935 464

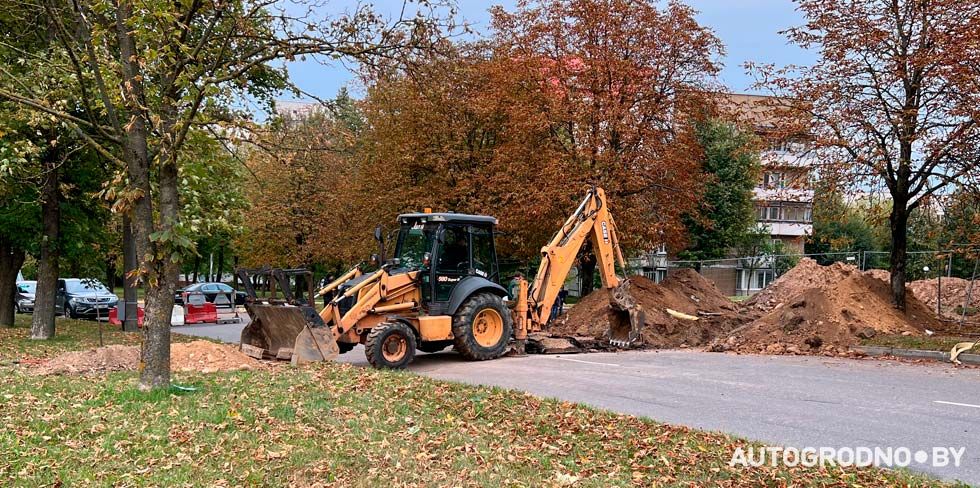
0 239 26 326
31 161 60 340
216 245 224 283
115 0 172 390
192 254 200 283
122 215 139 332
106 255 117 291
140 158 180 390
889 204 909 311
232 255 239 288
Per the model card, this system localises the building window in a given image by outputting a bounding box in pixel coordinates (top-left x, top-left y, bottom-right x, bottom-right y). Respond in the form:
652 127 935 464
756 203 813 223
756 270 774 289
763 172 785 189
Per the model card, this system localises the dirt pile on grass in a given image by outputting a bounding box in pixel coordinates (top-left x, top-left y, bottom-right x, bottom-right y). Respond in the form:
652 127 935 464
33 345 140 375
716 259 938 355
866 272 979 319
34 340 262 375
548 270 740 348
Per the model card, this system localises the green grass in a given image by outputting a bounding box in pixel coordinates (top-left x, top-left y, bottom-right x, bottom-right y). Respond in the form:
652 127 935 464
861 334 978 352
0 314 195 363
0 317 957 487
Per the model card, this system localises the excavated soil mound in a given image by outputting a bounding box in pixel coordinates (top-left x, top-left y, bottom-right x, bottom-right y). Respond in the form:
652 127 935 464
33 345 140 376
548 271 741 348
171 340 262 373
718 259 938 354
34 340 262 376
840 268 977 317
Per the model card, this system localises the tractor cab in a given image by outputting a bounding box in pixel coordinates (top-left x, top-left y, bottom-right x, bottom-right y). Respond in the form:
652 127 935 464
393 213 502 315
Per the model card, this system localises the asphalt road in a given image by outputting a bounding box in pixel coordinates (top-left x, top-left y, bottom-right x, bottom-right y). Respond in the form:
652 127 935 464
175 323 980 485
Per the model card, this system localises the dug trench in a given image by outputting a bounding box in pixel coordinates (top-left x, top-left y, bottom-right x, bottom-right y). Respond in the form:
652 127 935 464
539 259 945 358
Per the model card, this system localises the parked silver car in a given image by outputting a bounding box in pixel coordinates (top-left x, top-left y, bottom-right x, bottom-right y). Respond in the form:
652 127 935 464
15 281 35 313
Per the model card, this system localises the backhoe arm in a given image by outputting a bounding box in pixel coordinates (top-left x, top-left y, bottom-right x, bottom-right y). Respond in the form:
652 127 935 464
525 187 629 327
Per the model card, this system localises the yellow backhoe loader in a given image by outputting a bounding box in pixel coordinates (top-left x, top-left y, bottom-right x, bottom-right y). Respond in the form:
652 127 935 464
238 187 645 368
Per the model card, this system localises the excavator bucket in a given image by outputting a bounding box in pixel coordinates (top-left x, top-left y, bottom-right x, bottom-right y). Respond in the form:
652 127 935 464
240 303 340 363
236 268 339 364
607 280 646 348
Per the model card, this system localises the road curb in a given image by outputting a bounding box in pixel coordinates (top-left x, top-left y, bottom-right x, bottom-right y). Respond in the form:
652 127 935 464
851 345 980 365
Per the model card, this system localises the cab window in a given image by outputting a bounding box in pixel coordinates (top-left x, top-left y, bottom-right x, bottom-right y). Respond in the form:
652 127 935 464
437 225 470 272
471 226 495 279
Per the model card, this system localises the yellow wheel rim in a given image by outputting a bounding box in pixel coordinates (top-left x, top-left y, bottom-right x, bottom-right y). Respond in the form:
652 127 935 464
382 334 407 362
473 308 504 348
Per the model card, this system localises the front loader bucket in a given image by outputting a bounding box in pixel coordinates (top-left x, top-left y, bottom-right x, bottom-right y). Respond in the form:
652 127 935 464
607 280 646 348
240 303 339 363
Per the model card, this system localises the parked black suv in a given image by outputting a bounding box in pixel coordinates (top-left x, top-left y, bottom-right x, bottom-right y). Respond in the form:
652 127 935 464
56 279 119 319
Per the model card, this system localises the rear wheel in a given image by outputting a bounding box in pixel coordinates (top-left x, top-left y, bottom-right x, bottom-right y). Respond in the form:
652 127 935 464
452 293 513 360
364 322 416 369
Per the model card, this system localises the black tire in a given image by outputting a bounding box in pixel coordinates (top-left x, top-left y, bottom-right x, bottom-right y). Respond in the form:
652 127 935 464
14 303 21 314
67 305 78 319
364 322 416 369
338 341 357 354
452 293 513 361
417 340 452 354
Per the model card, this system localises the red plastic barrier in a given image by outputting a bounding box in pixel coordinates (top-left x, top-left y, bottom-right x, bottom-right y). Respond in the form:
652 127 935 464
109 306 145 327
183 291 218 324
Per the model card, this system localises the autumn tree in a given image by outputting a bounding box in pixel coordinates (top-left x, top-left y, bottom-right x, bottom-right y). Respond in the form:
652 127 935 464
489 0 720 290
356 0 722 294
755 0 980 310
0 0 452 390
240 91 372 271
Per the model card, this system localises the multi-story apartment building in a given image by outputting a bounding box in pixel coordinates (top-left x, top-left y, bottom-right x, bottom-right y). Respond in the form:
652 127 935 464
727 94 815 293
630 93 814 296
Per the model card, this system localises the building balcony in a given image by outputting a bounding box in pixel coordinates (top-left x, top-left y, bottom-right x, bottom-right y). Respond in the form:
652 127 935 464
760 150 815 168
753 187 814 203
758 221 812 237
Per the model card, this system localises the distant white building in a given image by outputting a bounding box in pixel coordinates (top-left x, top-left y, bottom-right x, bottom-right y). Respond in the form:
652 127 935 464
725 93 815 294
631 94 816 296
274 100 327 123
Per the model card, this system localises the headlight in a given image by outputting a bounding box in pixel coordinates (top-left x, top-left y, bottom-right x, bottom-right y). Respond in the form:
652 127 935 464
69 298 79 305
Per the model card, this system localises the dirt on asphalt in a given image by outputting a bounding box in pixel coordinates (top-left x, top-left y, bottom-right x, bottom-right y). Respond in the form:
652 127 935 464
548 270 742 349
713 259 938 355
34 340 263 376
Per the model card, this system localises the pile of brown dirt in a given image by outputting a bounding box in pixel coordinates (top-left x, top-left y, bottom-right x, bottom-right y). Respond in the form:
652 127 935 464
33 345 140 376
171 340 262 373
909 278 977 318
717 259 938 354
34 340 262 376
548 270 741 348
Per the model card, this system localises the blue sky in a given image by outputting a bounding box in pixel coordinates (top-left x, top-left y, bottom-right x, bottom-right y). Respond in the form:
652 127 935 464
283 1 814 102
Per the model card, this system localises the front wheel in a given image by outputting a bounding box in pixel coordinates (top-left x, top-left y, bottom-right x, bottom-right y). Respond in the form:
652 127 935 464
452 293 513 361
364 322 417 369
67 305 78 319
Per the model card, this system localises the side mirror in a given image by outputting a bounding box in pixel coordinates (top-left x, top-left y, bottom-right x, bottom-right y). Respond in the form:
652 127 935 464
374 225 383 242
